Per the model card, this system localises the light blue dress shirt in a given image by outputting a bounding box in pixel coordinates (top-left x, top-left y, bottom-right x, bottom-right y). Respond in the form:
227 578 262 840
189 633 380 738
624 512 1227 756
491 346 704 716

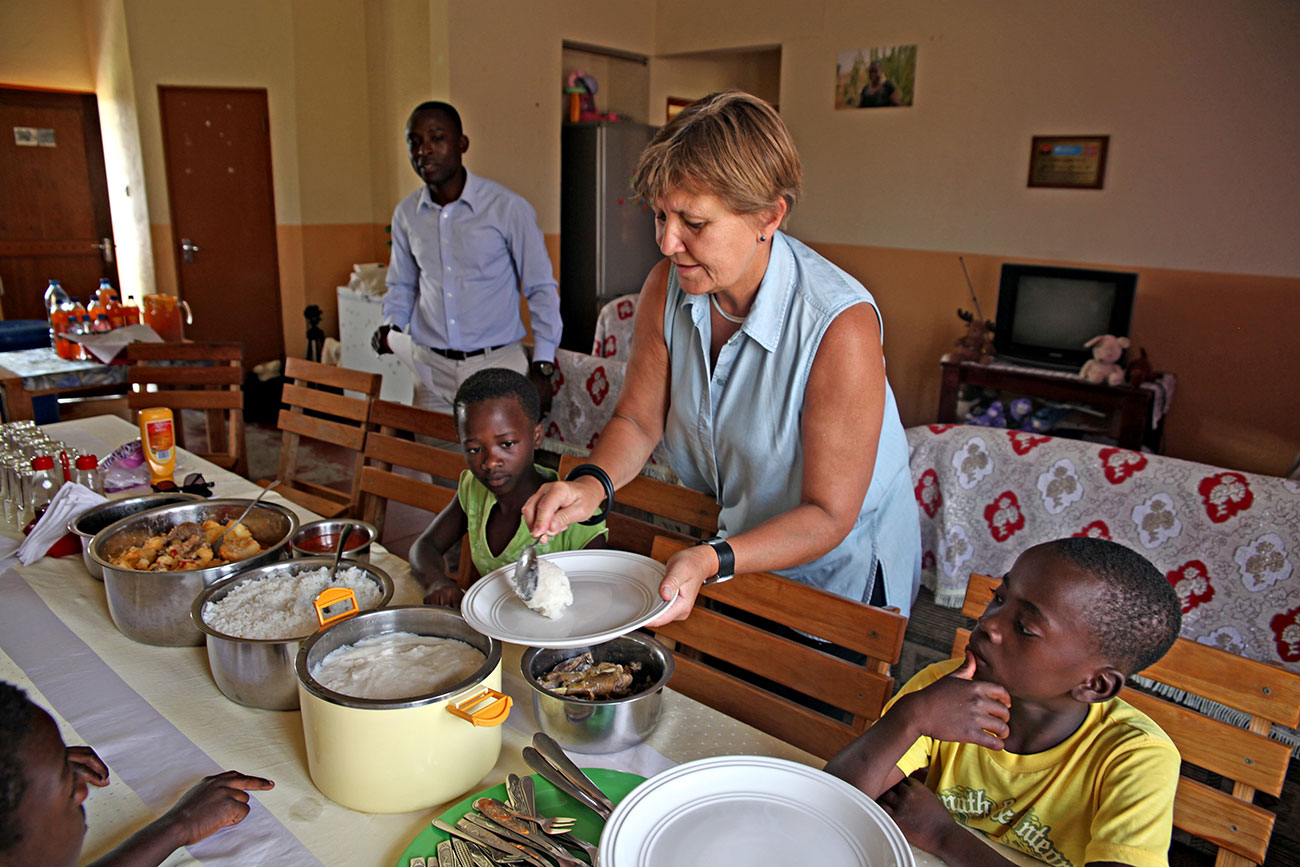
384 171 561 362
659 231 921 617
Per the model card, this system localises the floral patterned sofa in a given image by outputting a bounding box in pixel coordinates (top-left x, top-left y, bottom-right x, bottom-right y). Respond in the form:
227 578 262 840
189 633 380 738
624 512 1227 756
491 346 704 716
908 424 1300 680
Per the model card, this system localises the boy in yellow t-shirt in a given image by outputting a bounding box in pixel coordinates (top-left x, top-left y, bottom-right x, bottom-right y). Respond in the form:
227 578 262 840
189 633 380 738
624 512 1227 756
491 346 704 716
826 537 1183 867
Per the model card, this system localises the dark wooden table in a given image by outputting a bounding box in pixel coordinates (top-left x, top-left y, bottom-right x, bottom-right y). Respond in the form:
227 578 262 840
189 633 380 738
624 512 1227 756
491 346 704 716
937 358 1170 451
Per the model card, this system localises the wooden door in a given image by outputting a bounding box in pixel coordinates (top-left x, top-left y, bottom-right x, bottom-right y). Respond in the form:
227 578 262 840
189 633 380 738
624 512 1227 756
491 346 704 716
158 86 284 367
0 87 118 322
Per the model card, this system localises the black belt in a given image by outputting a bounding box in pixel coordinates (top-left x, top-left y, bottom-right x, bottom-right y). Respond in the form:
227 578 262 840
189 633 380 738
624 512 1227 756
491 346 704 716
427 342 510 361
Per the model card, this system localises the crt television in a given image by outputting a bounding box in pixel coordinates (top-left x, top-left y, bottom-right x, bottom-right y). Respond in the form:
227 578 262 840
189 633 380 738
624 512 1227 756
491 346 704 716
992 263 1137 370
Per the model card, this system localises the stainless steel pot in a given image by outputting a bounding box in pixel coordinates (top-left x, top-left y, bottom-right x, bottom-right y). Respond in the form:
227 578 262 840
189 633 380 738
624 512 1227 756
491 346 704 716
89 498 298 646
296 606 511 813
191 557 394 711
521 633 674 754
68 493 205 580
290 519 375 564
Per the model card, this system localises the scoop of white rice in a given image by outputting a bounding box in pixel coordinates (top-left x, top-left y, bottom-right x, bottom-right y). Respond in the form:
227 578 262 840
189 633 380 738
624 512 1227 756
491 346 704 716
523 557 573 619
201 565 384 639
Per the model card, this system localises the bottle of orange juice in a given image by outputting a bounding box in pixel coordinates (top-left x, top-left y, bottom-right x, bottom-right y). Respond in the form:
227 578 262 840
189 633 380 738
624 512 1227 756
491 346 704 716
137 407 176 485
99 279 126 328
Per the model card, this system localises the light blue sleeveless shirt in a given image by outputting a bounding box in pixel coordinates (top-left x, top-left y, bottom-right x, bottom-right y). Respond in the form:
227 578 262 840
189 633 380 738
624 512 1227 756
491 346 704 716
660 231 921 617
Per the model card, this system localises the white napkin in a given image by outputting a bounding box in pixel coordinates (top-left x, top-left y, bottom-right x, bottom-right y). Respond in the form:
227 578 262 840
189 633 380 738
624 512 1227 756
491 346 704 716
66 323 164 363
17 482 110 565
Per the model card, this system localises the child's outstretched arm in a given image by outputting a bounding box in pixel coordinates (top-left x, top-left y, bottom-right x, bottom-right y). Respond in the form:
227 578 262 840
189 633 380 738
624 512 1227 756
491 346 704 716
409 497 469 606
86 770 274 867
825 652 1011 798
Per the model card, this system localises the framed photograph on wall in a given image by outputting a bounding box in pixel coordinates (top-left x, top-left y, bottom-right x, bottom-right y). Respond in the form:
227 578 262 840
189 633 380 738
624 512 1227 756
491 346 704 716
835 44 916 110
1027 135 1109 189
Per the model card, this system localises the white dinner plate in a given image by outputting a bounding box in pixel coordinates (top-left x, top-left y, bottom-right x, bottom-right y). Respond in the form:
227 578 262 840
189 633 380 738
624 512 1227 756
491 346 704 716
599 755 916 867
460 549 675 648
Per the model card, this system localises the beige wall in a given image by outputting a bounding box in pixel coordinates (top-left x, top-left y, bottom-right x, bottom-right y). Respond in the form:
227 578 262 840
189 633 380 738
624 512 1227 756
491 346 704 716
448 1 657 235
649 47 781 124
653 0 1300 278
0 0 93 91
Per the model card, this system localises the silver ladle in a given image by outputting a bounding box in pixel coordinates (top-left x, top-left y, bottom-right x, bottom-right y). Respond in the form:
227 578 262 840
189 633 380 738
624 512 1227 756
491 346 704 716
329 523 354 583
214 479 279 547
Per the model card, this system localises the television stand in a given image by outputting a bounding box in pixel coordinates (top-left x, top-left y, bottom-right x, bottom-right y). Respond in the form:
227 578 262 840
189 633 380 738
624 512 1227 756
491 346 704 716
937 358 1173 451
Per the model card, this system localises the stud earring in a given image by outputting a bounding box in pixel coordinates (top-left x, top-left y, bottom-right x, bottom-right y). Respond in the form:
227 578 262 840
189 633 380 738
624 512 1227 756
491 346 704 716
759 235 767 243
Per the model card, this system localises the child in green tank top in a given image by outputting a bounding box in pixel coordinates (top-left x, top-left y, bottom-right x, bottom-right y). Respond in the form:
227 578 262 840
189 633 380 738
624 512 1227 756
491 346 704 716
410 368 606 605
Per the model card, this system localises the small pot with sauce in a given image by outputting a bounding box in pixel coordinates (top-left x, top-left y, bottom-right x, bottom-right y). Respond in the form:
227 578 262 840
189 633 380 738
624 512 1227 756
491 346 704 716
291 519 375 564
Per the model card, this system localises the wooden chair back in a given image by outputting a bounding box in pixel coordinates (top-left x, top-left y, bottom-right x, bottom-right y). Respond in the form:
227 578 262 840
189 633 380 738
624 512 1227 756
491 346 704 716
261 357 381 518
557 454 720 556
359 399 475 589
648 535 907 760
126 341 246 477
954 573 1300 867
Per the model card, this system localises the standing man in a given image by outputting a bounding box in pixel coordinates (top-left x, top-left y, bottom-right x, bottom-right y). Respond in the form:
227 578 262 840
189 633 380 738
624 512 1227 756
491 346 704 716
373 101 560 412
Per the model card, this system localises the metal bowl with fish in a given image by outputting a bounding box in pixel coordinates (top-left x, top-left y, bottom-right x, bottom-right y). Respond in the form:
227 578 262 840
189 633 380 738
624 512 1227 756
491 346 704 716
521 632 673 754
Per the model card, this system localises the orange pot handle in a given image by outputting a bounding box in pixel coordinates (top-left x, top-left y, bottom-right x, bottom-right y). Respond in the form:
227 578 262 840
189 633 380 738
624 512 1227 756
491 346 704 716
447 688 512 727
313 587 360 629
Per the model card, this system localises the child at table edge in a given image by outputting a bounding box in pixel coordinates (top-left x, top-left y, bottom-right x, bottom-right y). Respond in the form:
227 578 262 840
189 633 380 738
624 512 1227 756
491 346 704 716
0 680 274 867
411 367 607 606
825 537 1183 867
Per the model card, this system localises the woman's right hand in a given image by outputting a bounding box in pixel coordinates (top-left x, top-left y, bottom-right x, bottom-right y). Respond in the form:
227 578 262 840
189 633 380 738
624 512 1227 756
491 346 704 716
522 476 605 540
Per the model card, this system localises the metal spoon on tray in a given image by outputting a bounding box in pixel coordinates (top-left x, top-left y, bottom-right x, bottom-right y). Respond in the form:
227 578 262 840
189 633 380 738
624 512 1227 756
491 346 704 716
214 479 279 547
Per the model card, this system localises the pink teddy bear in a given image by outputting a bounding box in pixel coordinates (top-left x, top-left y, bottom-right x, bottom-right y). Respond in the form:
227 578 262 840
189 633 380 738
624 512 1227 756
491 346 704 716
1079 334 1131 386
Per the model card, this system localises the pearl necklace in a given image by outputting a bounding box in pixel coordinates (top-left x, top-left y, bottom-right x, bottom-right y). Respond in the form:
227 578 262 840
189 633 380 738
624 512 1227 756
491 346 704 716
710 293 746 324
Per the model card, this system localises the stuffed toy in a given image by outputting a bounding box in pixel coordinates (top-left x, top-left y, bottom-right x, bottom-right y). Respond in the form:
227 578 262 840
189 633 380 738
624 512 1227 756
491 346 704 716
1079 334 1130 386
945 309 996 364
1125 346 1155 386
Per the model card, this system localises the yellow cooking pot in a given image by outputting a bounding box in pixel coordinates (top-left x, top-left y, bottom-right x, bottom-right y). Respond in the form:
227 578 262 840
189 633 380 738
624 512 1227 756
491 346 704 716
295 606 511 813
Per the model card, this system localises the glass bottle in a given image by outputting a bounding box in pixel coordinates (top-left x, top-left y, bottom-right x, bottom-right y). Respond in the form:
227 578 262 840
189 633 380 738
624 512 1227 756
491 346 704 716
23 455 61 528
72 454 105 495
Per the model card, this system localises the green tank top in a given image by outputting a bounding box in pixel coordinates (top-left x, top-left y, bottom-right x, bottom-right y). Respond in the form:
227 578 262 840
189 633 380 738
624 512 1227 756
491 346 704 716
458 466 608 576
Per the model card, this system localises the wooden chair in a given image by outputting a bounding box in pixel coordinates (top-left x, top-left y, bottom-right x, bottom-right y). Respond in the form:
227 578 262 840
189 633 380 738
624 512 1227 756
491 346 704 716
557 454 720 556
358 399 475 589
259 357 381 518
954 573 1300 867
648 535 908 760
126 341 246 477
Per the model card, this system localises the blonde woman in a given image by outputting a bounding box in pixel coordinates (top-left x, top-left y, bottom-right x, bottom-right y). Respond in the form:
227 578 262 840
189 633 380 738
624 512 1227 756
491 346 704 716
525 91 919 625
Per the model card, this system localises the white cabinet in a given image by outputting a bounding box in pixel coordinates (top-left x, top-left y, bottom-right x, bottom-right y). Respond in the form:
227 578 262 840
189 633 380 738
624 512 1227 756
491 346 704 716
336 286 413 404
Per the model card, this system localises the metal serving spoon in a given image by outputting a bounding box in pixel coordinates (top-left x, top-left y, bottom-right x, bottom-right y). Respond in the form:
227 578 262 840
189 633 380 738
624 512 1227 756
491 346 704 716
214 480 278 546
511 540 540 603
328 523 354 583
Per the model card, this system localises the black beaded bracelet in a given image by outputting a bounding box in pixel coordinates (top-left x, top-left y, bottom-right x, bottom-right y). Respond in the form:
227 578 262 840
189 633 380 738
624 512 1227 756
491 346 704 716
565 463 614 526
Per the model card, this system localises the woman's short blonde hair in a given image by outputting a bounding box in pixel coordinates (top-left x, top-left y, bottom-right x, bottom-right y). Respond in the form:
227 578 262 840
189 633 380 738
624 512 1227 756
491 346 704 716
633 90 802 218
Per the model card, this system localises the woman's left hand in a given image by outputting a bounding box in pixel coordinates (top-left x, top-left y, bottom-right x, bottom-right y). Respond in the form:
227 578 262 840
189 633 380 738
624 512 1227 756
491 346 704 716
645 543 719 626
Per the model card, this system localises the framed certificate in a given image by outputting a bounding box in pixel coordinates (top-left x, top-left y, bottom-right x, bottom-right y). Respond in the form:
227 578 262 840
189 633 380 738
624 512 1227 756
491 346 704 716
1027 135 1109 189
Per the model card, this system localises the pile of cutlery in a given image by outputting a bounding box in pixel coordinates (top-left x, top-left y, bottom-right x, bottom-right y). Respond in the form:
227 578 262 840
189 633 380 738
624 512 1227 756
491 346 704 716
423 733 614 867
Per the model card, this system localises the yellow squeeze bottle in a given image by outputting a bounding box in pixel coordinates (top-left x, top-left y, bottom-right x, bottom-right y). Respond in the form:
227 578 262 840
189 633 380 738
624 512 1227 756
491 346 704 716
138 407 176 484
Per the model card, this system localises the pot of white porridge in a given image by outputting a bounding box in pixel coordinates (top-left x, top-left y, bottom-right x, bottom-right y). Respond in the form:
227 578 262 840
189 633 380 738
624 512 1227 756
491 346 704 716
294 606 511 813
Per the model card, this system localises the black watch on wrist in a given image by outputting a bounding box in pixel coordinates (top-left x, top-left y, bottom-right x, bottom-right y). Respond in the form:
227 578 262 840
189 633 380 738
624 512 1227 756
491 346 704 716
531 360 555 378
701 537 735 585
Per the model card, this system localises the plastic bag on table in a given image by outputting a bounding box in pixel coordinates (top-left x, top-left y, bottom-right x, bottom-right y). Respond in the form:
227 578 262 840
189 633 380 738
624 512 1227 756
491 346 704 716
100 439 152 493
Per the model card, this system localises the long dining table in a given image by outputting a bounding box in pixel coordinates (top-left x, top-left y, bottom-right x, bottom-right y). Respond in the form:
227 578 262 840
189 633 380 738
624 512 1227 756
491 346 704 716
0 414 1013 867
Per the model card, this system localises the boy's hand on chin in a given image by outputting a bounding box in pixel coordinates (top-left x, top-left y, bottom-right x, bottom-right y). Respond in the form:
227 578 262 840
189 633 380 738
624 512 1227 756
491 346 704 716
903 651 1011 749
878 776 959 856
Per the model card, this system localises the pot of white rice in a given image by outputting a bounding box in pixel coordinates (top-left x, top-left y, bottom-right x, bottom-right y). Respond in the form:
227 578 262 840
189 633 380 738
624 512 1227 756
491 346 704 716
191 557 394 710
295 606 510 813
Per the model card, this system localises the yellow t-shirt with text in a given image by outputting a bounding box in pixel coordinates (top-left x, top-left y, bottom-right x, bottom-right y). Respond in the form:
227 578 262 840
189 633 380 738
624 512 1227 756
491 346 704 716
889 659 1179 867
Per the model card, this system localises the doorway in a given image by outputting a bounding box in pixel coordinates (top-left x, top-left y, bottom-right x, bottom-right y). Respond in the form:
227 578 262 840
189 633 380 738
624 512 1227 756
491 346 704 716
158 86 284 367
0 87 118 322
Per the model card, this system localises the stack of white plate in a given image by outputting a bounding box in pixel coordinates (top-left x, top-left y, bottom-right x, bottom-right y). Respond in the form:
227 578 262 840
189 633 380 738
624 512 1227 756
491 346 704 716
599 756 915 867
